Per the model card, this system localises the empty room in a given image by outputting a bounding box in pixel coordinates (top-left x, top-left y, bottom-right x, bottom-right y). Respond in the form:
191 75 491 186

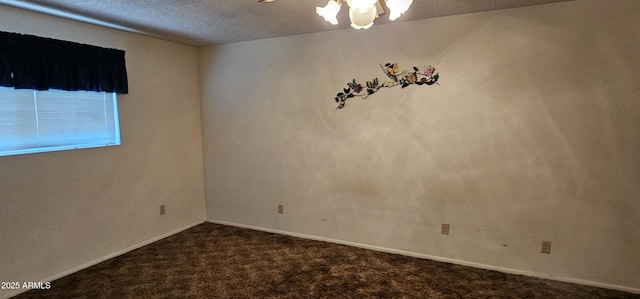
0 0 638 298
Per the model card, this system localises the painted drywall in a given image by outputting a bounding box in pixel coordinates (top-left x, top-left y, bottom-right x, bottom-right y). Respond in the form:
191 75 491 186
201 0 640 292
0 5 205 298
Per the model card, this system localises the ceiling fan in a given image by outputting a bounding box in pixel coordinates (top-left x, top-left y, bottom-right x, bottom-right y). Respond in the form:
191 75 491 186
258 0 387 16
259 0 411 30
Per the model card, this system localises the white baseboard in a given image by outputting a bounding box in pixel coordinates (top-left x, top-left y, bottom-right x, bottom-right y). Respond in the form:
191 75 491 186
207 218 640 295
4 221 204 299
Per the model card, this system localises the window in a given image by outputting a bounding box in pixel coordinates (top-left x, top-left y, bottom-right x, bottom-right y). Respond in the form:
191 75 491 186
1 31 127 156
0 87 120 156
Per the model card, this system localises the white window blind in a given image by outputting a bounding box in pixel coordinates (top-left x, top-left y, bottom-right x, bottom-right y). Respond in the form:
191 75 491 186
0 87 120 156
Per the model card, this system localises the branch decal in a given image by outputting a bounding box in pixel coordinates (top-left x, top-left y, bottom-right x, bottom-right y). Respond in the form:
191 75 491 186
335 63 439 110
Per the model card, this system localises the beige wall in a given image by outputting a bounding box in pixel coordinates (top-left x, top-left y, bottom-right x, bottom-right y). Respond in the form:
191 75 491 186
201 0 640 291
0 5 205 298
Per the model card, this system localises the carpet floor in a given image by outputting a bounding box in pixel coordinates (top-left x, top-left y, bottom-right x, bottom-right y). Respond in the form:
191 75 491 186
14 222 639 298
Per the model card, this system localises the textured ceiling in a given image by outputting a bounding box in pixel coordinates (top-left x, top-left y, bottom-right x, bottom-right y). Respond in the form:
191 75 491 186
0 0 571 47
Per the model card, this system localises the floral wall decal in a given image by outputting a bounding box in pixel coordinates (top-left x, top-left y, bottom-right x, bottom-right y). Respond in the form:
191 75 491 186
334 63 439 110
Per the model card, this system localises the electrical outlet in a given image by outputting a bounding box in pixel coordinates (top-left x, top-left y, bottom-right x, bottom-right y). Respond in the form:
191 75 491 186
441 223 450 235
278 204 284 214
541 241 551 254
160 205 166 215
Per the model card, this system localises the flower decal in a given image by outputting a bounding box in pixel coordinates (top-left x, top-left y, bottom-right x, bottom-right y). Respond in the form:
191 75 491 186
334 63 440 110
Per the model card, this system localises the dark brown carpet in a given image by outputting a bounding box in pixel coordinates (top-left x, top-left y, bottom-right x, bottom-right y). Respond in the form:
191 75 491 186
14 222 639 298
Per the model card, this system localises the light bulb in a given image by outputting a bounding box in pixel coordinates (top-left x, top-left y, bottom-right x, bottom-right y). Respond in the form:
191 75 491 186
316 0 341 25
349 4 377 29
386 0 412 21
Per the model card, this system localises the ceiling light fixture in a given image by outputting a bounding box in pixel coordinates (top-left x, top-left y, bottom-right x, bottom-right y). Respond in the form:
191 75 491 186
316 0 412 29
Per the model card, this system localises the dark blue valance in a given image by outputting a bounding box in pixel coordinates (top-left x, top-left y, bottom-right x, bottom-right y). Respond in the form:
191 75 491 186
0 31 128 94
